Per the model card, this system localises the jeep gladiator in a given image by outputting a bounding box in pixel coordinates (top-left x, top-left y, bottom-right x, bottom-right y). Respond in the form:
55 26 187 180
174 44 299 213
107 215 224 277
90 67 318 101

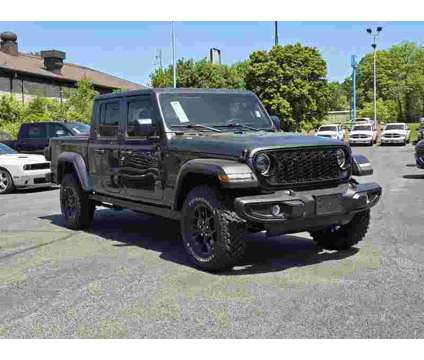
46 88 382 271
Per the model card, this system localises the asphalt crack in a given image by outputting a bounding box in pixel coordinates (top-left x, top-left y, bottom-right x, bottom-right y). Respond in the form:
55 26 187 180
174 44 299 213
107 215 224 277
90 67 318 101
0 232 78 261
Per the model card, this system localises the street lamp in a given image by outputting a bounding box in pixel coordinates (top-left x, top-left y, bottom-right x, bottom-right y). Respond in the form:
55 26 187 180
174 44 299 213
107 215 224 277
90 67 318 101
366 26 383 123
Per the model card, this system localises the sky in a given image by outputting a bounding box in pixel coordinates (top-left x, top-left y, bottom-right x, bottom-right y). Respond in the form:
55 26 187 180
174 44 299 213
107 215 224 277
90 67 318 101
1 21 423 86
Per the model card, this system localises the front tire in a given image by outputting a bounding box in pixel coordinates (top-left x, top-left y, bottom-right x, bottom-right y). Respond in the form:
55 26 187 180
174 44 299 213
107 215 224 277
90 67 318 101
0 168 14 194
181 185 247 271
60 173 95 229
309 210 370 250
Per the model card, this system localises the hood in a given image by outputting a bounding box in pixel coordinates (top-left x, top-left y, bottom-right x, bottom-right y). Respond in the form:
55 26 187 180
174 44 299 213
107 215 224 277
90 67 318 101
350 130 373 135
382 129 406 135
0 153 48 165
167 131 343 158
316 131 337 136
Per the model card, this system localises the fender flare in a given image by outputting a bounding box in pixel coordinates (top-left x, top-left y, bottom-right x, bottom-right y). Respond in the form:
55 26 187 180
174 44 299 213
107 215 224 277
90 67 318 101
172 158 257 210
57 152 92 191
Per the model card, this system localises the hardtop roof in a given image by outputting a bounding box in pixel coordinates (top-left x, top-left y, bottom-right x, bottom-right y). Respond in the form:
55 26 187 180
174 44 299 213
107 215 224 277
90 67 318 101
94 88 256 101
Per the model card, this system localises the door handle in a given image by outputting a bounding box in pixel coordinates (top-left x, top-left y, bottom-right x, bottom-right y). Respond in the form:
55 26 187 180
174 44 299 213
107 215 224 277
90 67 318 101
95 149 105 154
121 150 133 155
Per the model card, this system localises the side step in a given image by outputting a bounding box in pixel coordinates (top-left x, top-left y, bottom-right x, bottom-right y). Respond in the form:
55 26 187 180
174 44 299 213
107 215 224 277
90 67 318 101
89 194 180 220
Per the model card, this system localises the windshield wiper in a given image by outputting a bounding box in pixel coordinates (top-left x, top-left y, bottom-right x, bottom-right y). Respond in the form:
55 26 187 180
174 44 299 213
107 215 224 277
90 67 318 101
212 123 274 132
170 123 222 133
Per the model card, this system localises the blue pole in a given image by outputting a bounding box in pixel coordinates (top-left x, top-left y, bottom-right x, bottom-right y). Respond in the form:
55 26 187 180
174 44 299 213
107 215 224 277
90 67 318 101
351 55 357 121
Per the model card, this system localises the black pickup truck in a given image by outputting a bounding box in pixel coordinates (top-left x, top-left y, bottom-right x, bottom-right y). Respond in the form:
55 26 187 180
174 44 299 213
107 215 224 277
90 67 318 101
46 88 382 271
2 121 90 154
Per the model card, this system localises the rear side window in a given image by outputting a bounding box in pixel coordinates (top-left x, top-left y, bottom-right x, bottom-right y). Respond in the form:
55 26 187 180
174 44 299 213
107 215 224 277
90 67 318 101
127 98 155 137
49 124 72 137
20 124 47 139
98 101 121 137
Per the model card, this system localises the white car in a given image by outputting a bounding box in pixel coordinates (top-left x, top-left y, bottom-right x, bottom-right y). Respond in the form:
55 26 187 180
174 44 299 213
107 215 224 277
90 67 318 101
0 143 51 194
380 123 411 145
316 124 345 141
349 124 378 146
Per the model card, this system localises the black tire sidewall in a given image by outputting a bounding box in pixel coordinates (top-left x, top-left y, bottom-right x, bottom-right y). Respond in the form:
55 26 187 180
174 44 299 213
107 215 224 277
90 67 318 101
60 173 94 229
0 168 14 194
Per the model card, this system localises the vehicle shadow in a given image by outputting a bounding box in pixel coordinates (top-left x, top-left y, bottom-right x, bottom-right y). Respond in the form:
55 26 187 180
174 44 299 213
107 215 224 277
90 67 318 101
15 186 59 194
403 174 424 180
40 208 359 276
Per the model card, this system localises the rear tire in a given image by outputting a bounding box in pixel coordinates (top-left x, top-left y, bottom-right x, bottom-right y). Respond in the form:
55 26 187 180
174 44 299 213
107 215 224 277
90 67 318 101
181 185 247 271
0 168 14 194
309 210 370 250
60 173 95 229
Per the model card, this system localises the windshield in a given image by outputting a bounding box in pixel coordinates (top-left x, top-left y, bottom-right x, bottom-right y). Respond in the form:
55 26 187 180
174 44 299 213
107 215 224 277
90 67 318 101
158 93 273 131
385 124 405 130
352 125 372 131
0 143 17 155
319 126 337 132
70 122 90 134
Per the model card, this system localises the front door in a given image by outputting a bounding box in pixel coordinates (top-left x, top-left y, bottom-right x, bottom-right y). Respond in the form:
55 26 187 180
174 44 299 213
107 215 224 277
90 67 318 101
89 99 123 196
119 95 163 202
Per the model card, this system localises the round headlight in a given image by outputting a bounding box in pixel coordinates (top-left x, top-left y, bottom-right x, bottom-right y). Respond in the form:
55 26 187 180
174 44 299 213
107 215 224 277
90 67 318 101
335 148 348 170
254 153 271 176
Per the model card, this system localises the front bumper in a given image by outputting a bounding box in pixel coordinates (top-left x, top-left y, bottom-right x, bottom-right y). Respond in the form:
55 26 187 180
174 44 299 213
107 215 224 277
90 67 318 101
349 138 372 144
381 137 405 144
234 182 382 236
13 169 52 188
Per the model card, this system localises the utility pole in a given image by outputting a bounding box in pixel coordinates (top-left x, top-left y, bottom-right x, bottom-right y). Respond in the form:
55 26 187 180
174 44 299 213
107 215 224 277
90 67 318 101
274 21 279 46
155 49 163 70
351 55 357 121
172 22 176 88
366 26 383 123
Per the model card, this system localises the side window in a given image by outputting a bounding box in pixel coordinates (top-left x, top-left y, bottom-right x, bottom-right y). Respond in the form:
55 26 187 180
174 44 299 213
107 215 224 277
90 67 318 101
49 124 72 138
126 98 155 137
21 124 47 139
98 101 121 137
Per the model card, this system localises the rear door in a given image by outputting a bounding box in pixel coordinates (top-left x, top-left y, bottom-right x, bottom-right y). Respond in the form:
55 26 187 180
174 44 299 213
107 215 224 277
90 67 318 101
119 95 164 202
17 123 49 153
88 99 123 196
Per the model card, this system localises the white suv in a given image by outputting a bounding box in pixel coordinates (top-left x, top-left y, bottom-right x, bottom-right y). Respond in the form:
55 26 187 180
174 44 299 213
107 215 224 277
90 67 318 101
380 123 410 145
316 124 345 141
349 124 378 146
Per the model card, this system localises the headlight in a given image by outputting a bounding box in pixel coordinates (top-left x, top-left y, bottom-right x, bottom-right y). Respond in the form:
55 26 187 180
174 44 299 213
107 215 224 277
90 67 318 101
254 153 271 176
335 148 349 170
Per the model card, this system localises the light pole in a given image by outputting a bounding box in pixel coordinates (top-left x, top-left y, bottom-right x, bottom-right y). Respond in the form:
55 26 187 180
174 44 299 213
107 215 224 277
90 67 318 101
274 21 279 46
172 21 176 88
366 26 382 123
351 55 357 121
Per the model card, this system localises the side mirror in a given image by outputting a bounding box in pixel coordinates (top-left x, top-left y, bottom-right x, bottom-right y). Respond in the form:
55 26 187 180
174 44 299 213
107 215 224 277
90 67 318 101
134 118 155 137
352 154 373 176
270 115 281 131
55 129 65 137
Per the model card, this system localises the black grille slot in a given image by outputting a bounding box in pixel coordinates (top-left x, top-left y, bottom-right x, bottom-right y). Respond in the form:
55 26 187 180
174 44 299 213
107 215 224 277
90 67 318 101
260 148 345 188
25 163 50 170
34 177 48 184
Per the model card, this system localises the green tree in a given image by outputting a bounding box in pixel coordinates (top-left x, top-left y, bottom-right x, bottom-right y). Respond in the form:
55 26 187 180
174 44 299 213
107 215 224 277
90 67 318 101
327 81 350 111
0 94 23 123
245 44 330 131
62 78 98 122
150 58 246 89
356 41 424 122
358 99 398 123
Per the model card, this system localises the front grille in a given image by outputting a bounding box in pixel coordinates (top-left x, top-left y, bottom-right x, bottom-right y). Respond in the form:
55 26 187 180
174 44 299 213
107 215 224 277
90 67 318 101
384 134 400 138
34 177 48 184
257 147 348 188
25 163 50 170
352 134 368 139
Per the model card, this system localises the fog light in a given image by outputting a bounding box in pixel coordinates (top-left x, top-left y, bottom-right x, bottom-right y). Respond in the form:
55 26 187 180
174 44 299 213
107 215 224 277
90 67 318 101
271 204 281 216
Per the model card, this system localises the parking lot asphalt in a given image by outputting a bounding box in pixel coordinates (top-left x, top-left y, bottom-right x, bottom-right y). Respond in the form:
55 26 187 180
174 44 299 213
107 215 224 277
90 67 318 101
0 144 423 338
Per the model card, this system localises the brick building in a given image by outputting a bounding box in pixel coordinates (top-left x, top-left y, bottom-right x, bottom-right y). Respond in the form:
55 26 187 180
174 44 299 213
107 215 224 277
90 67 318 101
0 31 143 103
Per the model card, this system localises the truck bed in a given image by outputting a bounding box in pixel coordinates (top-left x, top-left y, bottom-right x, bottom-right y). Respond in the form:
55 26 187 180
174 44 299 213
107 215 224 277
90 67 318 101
47 136 90 177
